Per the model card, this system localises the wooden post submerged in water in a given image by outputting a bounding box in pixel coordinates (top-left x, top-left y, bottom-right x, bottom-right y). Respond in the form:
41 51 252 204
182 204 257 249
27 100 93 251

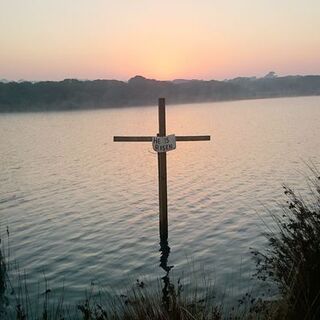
158 98 168 238
114 98 210 240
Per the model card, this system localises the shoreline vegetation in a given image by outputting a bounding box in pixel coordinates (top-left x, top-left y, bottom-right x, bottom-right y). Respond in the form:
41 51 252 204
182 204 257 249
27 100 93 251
1 73 320 112
1 169 320 319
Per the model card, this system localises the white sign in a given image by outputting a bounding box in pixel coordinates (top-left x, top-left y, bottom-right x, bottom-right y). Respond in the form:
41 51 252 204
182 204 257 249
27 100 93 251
152 134 176 153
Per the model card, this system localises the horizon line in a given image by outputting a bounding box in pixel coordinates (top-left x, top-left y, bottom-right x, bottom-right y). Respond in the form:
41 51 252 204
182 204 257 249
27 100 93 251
2 72 320 84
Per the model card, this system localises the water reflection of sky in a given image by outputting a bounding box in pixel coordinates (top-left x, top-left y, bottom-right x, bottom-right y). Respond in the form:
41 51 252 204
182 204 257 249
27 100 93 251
1 96 320 304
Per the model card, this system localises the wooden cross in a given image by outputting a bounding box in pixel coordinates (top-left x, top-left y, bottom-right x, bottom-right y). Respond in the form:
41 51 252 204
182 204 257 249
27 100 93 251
114 98 210 240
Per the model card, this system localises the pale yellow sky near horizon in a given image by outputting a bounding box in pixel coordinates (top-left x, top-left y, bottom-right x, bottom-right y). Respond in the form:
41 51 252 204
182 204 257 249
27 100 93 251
1 0 320 81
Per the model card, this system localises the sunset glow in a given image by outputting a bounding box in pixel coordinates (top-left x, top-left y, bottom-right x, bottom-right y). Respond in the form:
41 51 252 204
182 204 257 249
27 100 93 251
1 0 320 81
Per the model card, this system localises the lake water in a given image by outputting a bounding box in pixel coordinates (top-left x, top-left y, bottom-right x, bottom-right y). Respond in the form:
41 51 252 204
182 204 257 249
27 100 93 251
1 96 320 305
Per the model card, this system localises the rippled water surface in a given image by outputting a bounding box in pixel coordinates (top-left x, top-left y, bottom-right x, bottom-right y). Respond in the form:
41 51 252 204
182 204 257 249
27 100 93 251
1 96 320 302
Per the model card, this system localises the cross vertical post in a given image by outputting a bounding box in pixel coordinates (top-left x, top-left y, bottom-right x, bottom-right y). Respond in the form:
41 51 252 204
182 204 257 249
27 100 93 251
158 98 168 240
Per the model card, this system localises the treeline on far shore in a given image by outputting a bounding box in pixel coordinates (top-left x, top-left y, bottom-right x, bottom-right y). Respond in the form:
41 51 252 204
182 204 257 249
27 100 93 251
1 74 320 112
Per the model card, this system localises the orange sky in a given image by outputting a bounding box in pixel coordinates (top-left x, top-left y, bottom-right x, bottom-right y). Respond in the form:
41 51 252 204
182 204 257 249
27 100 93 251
1 0 320 81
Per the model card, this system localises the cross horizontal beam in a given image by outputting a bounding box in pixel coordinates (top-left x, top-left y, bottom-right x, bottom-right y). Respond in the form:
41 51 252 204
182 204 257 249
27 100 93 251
113 135 210 142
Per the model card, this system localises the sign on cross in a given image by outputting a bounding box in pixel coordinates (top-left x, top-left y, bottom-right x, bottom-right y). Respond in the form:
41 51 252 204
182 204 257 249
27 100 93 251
114 98 210 240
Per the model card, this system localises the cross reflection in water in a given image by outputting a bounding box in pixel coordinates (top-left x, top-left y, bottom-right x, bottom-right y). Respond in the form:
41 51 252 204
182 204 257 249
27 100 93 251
159 235 174 310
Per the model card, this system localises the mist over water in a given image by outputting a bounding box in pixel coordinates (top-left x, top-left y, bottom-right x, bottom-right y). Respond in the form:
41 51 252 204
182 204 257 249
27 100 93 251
1 96 320 303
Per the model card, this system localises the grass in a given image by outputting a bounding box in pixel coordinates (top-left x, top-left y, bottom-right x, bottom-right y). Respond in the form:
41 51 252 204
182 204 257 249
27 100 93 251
1 168 320 319
252 167 320 320
0 227 9 317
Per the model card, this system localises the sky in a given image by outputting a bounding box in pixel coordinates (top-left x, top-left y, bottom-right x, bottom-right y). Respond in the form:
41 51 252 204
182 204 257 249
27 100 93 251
1 0 320 81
